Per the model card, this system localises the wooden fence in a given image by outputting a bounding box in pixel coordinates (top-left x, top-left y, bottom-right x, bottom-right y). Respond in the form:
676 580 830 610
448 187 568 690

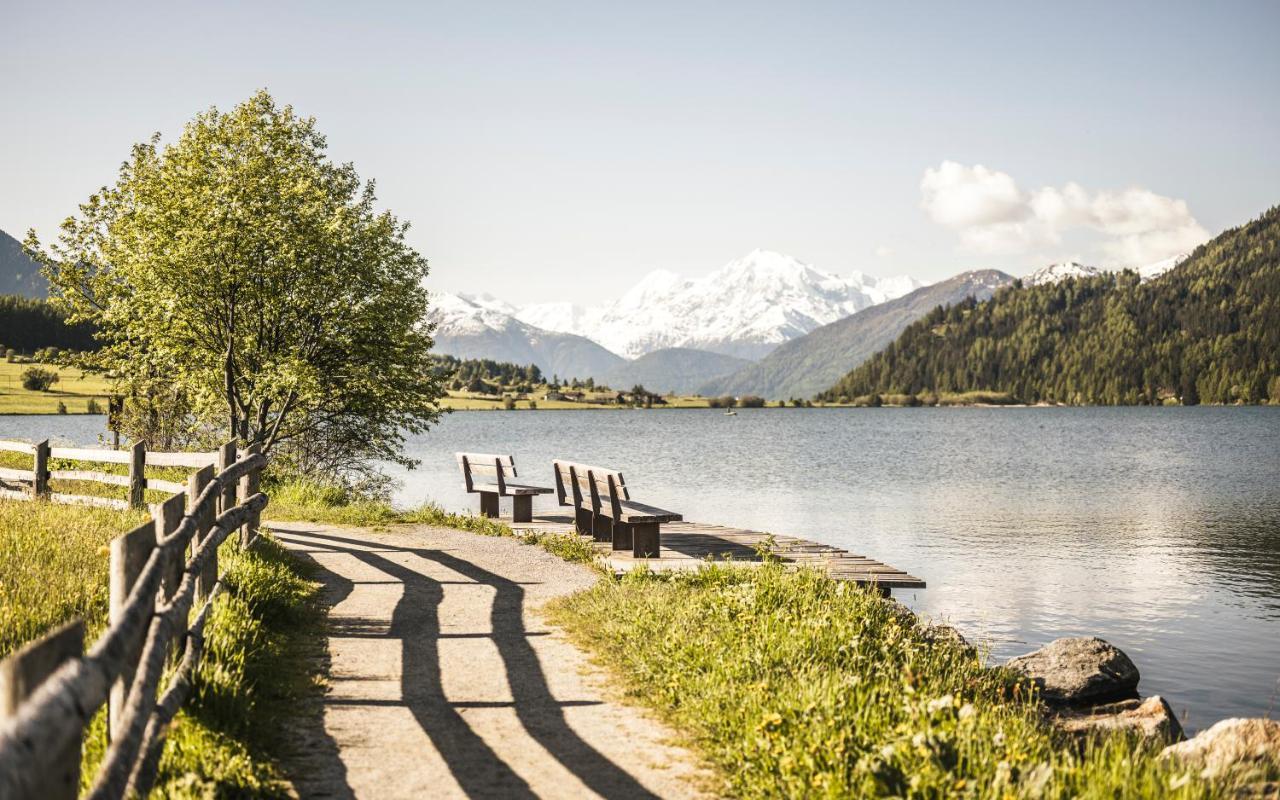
0 438 268 799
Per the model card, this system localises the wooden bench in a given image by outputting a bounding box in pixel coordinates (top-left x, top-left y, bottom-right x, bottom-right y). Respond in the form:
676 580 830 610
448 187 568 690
456 452 553 522
552 460 682 558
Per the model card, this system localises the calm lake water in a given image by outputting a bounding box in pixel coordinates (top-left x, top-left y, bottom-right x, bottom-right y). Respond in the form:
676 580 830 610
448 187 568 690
5 407 1279 731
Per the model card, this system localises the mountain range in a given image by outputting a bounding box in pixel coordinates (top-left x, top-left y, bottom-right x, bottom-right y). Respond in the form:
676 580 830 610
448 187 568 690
700 270 1014 399
514 249 925 359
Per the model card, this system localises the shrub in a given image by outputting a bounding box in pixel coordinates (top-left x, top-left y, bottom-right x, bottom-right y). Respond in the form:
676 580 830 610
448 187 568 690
528 399 537 410
57 401 67 414
502 396 516 410
21 367 60 391
5 348 16 363
86 398 102 415
739 395 766 408
708 396 737 409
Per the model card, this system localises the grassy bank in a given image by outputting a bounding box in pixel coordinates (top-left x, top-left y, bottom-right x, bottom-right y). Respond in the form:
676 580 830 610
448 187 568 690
0 359 111 414
547 564 1232 799
0 498 325 796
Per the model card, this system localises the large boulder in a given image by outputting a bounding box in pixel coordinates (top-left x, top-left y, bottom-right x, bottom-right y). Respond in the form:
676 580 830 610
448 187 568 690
1005 637 1139 705
1160 718 1280 782
1053 696 1184 743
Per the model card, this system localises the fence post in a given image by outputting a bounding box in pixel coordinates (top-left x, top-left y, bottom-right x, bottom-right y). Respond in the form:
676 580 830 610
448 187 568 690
0 619 85 800
188 464 216 601
152 493 185 602
32 440 50 499
216 440 237 517
128 440 147 509
108 520 157 741
239 442 261 546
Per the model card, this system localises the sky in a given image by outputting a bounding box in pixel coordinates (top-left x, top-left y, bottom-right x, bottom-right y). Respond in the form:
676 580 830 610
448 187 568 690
2 0 1278 305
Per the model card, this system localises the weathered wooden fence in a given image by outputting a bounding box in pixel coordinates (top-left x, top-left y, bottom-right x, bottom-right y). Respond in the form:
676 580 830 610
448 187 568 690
0 438 268 799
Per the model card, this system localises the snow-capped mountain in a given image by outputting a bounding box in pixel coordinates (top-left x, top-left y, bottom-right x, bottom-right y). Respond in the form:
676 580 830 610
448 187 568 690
1023 261 1105 286
427 292 623 379
517 250 926 359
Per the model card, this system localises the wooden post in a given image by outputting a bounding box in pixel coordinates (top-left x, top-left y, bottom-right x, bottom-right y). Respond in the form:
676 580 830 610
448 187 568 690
238 442 261 546
188 464 216 600
216 440 237 516
479 491 499 518
512 494 533 523
0 619 84 800
32 440 49 499
128 440 146 509
152 493 185 601
109 520 157 741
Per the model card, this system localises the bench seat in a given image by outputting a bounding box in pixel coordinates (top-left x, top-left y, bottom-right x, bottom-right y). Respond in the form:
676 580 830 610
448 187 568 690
608 500 682 525
469 482 554 497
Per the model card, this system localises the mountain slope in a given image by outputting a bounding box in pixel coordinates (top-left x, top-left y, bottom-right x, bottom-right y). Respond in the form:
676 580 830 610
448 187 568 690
516 250 924 359
701 270 1014 399
602 347 750 395
427 293 624 380
0 229 47 298
821 206 1280 405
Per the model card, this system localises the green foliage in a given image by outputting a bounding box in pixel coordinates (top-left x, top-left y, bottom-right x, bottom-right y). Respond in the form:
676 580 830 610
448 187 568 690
548 565 1228 798
433 354 542 389
27 90 445 475
707 395 737 408
739 394 766 408
20 366 59 391
822 207 1280 405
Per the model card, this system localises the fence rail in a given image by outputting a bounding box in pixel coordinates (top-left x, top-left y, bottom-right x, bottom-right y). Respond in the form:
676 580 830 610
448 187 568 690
0 437 268 799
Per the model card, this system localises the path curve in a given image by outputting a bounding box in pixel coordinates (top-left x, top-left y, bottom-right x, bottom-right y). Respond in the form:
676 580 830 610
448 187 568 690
274 522 708 799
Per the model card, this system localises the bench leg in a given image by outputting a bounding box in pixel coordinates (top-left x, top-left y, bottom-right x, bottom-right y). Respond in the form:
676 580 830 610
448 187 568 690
632 523 660 558
611 522 633 552
591 514 612 543
479 491 499 518
574 507 593 535
512 495 533 523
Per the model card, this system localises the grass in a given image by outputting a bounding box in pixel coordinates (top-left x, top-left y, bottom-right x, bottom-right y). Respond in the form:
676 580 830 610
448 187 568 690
0 497 325 797
546 564 1239 799
265 476 600 564
0 359 112 414
441 390 785 410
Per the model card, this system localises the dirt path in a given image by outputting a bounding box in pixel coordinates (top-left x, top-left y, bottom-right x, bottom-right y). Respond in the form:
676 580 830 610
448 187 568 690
273 522 708 799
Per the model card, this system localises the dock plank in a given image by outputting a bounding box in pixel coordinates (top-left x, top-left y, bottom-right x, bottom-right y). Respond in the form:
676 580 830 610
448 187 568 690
511 514 925 590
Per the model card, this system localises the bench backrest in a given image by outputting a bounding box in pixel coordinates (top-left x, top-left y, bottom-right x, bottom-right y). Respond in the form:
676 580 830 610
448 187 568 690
456 452 516 493
552 460 630 519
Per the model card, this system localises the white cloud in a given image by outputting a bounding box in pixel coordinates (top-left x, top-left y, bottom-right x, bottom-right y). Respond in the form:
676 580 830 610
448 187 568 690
875 245 893 258
920 161 1209 265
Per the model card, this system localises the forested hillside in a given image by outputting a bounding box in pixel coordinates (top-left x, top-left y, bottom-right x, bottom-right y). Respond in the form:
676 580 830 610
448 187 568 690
821 206 1280 405
0 295 98 352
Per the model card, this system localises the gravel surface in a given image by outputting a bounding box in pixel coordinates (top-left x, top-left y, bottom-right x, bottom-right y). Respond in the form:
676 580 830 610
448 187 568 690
274 522 709 799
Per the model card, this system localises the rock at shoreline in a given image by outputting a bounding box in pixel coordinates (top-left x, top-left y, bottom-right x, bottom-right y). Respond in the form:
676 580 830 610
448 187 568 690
1005 637 1139 705
1054 696 1184 743
1160 718 1280 782
922 623 971 651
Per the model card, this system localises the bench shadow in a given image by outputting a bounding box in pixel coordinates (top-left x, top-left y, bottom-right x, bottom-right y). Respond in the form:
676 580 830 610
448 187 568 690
283 529 660 799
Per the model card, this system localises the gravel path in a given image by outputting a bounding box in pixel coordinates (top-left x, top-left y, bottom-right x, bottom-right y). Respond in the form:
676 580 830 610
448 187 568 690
274 522 708 799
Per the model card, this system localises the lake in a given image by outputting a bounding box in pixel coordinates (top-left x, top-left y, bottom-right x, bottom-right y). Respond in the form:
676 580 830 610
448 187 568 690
4 407 1278 731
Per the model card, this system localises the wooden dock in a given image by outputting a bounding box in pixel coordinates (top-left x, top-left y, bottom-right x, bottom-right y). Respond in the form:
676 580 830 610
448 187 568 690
511 513 926 592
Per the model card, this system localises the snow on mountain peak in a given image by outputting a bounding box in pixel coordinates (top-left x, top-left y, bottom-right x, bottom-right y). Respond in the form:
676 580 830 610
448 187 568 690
1138 252 1189 281
1024 261 1104 286
512 250 924 359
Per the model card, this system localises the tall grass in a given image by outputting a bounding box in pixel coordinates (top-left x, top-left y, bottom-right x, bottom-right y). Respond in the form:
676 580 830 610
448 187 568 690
0 498 324 796
547 564 1229 799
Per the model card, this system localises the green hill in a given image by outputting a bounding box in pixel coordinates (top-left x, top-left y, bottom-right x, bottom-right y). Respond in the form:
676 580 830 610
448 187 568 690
0 229 46 298
820 206 1280 405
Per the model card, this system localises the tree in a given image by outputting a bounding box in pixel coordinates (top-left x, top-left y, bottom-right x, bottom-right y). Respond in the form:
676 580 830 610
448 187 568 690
21 367 59 391
27 91 444 475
